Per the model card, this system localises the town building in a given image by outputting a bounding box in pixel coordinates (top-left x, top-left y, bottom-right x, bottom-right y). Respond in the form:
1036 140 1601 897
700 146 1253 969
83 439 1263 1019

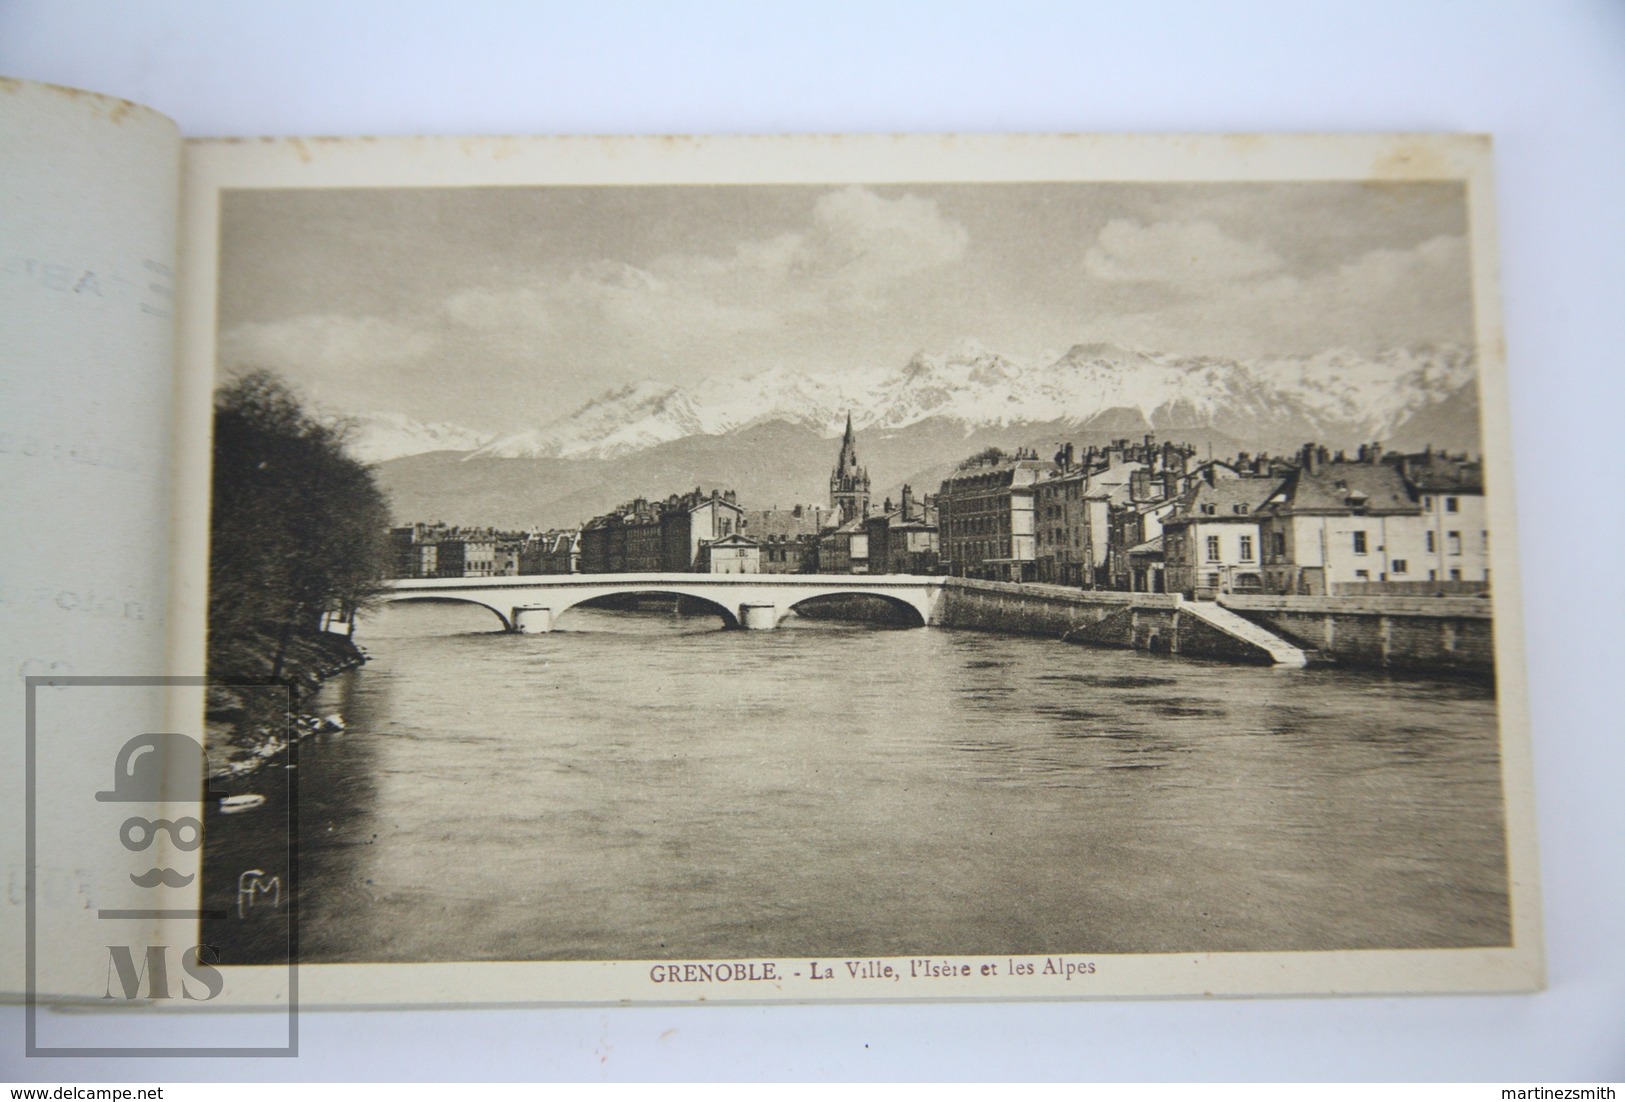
1391 449 1489 588
756 534 815 574
1107 472 1183 592
818 516 870 574
519 530 581 575
388 523 518 579
936 447 1057 581
742 504 827 574
864 484 939 575
1255 444 1427 596
659 489 744 571
579 498 663 574
578 489 744 574
435 535 497 578
696 532 761 574
1161 476 1280 597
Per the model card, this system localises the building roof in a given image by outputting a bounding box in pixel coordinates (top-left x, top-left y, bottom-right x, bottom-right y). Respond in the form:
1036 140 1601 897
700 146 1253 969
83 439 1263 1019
1267 461 1420 516
1164 476 1282 526
1397 453 1485 494
743 506 826 539
1127 535 1165 557
942 453 1058 492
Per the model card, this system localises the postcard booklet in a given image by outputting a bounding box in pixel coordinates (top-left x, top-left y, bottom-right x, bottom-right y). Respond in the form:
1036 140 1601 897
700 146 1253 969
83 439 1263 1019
2 79 1541 1020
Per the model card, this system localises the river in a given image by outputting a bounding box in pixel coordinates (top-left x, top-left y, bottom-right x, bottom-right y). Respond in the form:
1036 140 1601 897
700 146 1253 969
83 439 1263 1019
202 600 1510 963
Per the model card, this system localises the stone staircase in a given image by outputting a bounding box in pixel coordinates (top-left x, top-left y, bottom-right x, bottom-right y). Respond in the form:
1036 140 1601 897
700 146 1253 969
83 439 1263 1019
1180 601 1309 667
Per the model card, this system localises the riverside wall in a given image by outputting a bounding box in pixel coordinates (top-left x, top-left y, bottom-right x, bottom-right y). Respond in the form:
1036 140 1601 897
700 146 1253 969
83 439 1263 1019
940 579 1269 663
1216 593 1495 676
938 578 1496 674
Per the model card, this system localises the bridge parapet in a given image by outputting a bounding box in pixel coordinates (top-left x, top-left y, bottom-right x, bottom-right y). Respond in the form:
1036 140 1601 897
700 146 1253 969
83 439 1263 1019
379 574 948 632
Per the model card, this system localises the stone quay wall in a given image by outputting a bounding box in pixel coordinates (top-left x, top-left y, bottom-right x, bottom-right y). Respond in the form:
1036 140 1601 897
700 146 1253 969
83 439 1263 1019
1216 593 1496 676
939 579 1258 662
939 579 1497 674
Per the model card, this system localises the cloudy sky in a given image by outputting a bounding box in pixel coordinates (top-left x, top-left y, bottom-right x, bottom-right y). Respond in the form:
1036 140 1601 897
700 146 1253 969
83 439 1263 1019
217 180 1471 433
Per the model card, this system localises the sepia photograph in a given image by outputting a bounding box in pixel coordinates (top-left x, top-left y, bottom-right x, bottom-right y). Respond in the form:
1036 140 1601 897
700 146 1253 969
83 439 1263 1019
180 137 1536 997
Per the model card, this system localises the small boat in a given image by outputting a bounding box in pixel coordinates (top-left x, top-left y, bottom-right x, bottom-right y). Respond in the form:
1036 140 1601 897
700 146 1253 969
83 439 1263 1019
219 794 267 814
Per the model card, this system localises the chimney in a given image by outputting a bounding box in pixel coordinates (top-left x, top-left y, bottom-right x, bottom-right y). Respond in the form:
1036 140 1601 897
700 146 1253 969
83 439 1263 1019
1301 443 1319 475
1065 442 1075 469
1130 469 1151 502
901 483 915 519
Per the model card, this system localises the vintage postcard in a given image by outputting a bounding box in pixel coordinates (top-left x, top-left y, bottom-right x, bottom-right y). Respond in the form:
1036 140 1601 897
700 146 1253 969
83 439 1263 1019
156 133 1538 1006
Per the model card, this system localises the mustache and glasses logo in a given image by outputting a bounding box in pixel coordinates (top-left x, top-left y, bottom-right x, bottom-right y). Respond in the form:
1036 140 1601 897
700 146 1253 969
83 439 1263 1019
97 732 224 888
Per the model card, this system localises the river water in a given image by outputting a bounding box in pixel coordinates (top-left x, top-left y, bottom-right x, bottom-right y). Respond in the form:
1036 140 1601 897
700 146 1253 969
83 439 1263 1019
203 600 1510 963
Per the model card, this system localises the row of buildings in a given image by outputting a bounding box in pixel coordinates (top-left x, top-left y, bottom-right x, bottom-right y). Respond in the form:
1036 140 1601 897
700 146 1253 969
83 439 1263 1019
386 414 943 580
936 435 1488 596
388 523 579 580
388 416 1487 599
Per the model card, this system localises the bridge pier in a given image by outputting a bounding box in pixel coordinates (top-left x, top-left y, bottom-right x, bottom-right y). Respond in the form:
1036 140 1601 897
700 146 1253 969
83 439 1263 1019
512 605 554 634
738 603 780 630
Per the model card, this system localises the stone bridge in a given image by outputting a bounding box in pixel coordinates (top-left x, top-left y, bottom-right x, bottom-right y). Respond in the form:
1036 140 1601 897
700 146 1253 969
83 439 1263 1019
378 573 949 632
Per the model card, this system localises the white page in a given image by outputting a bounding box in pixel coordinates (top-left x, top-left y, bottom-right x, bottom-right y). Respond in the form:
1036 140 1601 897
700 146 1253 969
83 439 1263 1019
0 79 181 998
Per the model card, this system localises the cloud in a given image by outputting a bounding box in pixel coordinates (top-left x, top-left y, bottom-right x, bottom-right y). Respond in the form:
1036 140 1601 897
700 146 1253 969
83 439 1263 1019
552 183 968 323
1083 218 1284 284
1087 232 1473 356
454 186 968 343
443 286 554 331
805 186 970 295
220 314 434 376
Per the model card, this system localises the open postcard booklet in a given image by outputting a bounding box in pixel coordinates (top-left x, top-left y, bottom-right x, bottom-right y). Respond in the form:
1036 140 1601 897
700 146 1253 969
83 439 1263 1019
4 79 1542 1025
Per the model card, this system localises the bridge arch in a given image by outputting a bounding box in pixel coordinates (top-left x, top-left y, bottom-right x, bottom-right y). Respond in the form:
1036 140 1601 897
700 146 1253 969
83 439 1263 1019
786 590 927 628
552 589 740 630
379 593 514 631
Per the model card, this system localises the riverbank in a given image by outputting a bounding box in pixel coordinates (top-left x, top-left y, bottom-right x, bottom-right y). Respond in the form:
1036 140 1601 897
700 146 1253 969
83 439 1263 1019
939 577 1496 676
204 627 365 779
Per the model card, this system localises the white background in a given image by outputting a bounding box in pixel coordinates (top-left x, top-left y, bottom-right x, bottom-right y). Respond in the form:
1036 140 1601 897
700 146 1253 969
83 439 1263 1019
2 0 1621 1082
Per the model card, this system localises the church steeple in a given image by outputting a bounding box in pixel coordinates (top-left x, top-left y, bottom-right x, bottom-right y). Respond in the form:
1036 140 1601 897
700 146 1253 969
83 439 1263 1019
829 412 870 525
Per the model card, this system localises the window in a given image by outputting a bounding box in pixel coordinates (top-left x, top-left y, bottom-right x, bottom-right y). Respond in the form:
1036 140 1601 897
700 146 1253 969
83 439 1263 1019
1482 530 1489 550
1428 569 1437 581
1426 531 1436 553
1239 535 1254 561
1391 559 1407 574
1450 568 1462 581
1200 503 1216 516
1355 569 1370 580
1352 531 1368 554
1423 495 1433 510
1205 573 1220 588
1205 535 1221 561
1446 496 1459 513
1447 530 1462 555
1234 504 1249 514
1272 532 1286 557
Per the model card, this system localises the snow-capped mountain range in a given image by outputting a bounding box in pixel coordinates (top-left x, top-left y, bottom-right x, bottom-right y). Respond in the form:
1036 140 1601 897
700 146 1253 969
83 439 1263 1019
456 341 1476 462
329 410 494 465
342 341 1478 465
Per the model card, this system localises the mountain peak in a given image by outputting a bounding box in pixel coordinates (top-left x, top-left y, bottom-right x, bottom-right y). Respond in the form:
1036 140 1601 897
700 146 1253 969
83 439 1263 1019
439 340 1478 461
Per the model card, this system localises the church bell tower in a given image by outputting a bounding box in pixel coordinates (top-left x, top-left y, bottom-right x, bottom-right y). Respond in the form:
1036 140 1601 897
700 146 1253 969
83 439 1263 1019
829 412 871 526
